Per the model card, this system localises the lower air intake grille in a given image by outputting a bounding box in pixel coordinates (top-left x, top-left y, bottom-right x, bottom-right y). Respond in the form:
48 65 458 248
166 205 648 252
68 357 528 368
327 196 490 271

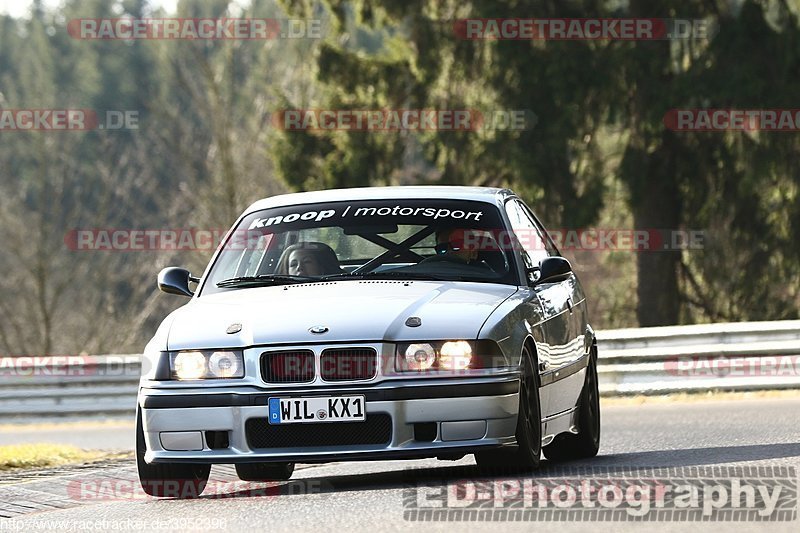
245 414 392 449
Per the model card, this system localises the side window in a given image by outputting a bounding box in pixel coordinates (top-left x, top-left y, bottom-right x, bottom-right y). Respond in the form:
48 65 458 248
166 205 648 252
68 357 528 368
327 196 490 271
504 199 550 268
520 202 560 257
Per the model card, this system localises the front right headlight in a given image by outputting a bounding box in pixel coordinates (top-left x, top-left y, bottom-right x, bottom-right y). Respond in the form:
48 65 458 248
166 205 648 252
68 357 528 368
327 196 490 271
208 350 243 378
395 340 504 372
169 350 244 380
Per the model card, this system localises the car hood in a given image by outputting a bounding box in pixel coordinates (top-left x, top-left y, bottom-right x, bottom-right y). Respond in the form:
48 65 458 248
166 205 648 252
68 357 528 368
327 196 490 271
166 281 517 349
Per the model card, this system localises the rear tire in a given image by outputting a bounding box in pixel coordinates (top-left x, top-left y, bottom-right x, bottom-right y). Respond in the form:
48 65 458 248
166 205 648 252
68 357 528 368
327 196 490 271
542 345 601 462
475 344 542 472
235 462 295 482
136 408 211 498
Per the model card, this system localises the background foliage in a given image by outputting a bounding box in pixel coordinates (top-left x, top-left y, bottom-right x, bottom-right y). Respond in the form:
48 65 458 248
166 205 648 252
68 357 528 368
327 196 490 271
0 0 797 355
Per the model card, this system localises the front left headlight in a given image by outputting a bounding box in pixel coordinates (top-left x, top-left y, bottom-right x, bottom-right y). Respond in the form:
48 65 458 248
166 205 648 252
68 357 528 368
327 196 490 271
170 350 245 380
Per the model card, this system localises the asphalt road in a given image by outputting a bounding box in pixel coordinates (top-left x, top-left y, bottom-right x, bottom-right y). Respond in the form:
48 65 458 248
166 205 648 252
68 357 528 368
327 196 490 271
1 397 798 532
0 421 134 450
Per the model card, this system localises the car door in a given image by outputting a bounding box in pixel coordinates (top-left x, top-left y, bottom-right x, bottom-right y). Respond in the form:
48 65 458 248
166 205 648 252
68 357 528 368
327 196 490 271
504 199 573 418
522 203 586 356
522 202 590 415
506 199 585 416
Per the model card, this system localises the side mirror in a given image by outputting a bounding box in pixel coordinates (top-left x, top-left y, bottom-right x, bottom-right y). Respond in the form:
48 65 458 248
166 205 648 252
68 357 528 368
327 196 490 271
531 256 572 285
157 267 198 297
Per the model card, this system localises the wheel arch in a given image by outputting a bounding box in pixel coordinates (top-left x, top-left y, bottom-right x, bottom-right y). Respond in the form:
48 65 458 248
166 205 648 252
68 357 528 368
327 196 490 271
522 335 539 367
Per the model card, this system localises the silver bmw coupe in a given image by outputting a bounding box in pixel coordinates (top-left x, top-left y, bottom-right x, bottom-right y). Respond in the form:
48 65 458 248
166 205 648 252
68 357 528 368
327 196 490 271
136 186 600 496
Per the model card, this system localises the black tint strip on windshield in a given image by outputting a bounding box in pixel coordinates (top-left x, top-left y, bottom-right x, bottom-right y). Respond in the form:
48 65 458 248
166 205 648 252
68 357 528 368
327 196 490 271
242 199 503 234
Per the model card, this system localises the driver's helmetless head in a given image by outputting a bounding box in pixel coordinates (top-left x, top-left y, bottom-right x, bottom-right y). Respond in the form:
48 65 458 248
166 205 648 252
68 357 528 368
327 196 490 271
288 249 324 276
277 242 343 276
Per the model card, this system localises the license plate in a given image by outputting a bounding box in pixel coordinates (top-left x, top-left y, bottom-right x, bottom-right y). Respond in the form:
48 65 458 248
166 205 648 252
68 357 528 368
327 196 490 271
268 396 365 425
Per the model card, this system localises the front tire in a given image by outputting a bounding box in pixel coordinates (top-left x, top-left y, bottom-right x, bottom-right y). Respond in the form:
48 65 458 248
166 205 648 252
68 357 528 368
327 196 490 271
235 462 295 481
475 344 542 472
542 344 601 462
136 408 211 498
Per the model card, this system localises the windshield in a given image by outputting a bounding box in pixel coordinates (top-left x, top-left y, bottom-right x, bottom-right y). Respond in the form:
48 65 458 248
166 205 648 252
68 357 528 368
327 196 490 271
200 199 519 294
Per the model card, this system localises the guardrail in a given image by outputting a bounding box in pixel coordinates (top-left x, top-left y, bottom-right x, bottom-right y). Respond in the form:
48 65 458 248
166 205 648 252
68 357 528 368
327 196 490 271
596 320 800 395
0 320 798 418
0 356 139 419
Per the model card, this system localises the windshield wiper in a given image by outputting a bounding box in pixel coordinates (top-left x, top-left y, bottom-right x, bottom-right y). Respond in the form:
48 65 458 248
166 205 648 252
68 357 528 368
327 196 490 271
216 274 315 288
320 271 456 282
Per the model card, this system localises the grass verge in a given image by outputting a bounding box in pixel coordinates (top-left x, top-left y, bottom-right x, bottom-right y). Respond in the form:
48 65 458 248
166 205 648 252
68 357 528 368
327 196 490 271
0 443 125 472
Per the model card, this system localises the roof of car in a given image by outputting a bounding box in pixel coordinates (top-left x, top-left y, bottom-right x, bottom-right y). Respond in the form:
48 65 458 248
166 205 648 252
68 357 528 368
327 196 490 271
245 186 516 213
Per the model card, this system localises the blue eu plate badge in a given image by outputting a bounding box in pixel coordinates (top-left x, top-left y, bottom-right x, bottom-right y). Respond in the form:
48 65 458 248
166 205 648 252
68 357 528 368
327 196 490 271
268 397 281 424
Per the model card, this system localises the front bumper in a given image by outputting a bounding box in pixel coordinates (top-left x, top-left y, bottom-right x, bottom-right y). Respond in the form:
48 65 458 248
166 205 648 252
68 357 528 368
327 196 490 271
139 376 520 464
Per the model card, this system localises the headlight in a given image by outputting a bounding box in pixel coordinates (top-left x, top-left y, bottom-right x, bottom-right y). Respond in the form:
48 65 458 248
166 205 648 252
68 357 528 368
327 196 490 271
172 351 207 380
439 340 473 370
402 343 437 371
170 350 244 380
208 351 242 378
395 340 504 372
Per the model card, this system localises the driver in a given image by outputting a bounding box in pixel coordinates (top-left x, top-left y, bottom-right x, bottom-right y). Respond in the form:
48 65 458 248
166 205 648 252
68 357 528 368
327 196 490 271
426 228 483 265
276 242 343 276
